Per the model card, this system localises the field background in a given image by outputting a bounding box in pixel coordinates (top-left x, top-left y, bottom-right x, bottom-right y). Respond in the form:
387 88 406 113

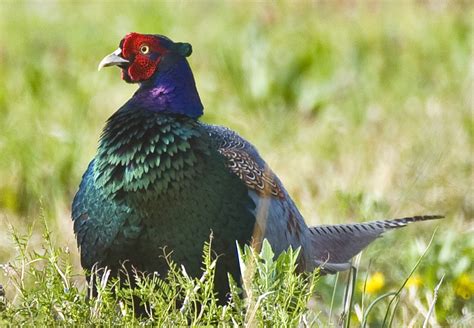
0 0 472 326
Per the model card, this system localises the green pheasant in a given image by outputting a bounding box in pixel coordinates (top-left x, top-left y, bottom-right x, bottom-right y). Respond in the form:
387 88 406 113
72 32 442 298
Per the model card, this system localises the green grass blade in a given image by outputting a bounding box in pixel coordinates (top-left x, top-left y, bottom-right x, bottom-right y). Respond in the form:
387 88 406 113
381 227 439 327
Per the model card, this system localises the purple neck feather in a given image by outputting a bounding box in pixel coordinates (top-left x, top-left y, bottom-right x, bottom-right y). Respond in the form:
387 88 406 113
129 57 204 118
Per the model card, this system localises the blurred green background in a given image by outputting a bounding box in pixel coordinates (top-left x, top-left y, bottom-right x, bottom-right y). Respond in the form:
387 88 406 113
0 0 472 325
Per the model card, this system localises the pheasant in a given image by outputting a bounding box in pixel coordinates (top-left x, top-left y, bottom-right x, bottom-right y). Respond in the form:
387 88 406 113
72 33 441 297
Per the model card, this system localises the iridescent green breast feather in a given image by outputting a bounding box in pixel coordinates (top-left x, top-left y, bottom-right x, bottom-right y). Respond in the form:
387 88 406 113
94 107 207 201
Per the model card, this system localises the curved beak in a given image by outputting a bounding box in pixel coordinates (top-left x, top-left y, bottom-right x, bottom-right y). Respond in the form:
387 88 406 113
97 48 129 71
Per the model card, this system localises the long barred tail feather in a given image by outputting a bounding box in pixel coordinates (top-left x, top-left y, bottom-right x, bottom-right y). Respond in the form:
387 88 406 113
379 215 444 229
307 214 443 274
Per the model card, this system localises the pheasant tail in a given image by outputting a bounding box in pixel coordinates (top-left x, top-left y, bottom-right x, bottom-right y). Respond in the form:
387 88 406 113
308 215 443 273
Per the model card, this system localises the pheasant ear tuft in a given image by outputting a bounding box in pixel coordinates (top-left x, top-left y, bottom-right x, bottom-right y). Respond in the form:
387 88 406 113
173 42 192 57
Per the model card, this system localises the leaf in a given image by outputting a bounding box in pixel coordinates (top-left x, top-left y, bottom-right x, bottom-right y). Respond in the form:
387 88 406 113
260 239 274 264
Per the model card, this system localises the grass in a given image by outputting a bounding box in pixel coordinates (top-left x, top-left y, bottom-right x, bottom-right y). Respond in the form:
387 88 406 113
1 224 320 326
0 0 473 326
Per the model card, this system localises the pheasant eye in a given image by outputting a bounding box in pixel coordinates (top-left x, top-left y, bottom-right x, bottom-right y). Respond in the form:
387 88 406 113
139 44 150 54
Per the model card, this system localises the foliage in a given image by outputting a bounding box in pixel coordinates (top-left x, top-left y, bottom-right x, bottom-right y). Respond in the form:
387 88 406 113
0 227 319 326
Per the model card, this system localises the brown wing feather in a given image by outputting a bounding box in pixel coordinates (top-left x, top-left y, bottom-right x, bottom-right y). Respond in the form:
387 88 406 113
218 148 284 198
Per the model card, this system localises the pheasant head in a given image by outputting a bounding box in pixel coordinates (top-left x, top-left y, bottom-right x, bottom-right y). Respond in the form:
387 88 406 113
98 33 202 117
98 33 192 83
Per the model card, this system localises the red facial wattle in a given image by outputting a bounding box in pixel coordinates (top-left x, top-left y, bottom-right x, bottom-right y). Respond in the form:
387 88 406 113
120 33 169 83
124 54 159 82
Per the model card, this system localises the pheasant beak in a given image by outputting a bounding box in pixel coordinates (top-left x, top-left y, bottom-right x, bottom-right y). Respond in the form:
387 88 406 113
98 48 129 71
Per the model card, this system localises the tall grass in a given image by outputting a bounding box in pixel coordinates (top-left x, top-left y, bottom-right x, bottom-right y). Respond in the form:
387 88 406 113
0 224 320 326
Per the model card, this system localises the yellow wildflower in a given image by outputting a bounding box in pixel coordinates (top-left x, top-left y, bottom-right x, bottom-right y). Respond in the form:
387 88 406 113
406 274 423 289
454 273 474 300
364 271 385 295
